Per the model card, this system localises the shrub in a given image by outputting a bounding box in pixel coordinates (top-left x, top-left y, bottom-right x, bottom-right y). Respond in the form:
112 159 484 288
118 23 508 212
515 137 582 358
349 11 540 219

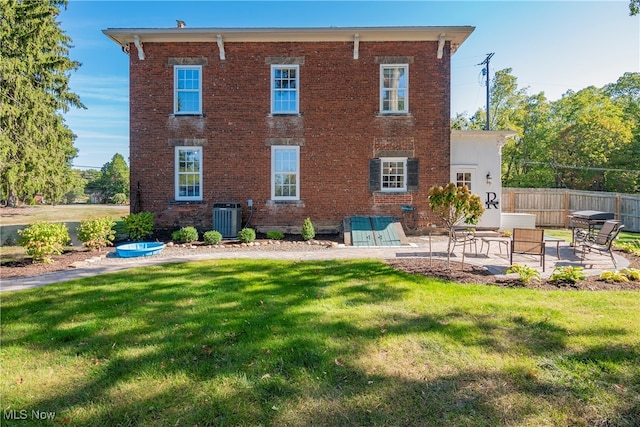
203 230 223 245
111 193 128 205
550 266 586 283
172 226 199 243
506 264 541 284
301 218 315 241
122 212 155 240
77 217 116 251
614 241 640 256
621 268 640 281
237 228 256 243
599 270 629 283
266 231 285 240
17 222 71 263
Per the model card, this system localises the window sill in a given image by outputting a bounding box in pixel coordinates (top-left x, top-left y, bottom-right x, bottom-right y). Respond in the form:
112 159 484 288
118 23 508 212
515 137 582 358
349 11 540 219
373 191 411 195
266 200 305 207
169 113 205 118
376 112 412 117
170 200 205 205
269 113 302 117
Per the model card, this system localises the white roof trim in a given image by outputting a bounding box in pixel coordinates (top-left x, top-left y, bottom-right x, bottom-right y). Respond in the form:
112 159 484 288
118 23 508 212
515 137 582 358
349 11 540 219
103 26 474 56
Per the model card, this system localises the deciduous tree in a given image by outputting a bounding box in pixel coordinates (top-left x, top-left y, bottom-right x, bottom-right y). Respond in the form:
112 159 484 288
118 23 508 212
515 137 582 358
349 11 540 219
454 69 639 193
548 87 633 190
91 153 130 202
428 183 484 265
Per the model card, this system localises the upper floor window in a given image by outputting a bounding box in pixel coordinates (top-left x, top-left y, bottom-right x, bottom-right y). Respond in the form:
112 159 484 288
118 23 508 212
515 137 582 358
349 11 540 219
174 66 202 114
271 146 300 200
175 146 202 201
271 65 299 114
380 64 408 114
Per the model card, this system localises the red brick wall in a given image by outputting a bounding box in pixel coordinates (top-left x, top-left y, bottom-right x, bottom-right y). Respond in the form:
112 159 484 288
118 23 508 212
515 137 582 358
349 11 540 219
129 40 451 234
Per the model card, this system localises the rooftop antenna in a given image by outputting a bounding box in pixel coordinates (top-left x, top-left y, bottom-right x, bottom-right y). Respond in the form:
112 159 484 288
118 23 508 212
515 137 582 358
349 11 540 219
477 52 494 130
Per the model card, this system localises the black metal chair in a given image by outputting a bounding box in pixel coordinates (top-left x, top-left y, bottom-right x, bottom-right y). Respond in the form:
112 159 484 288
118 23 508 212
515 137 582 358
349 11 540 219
579 220 624 268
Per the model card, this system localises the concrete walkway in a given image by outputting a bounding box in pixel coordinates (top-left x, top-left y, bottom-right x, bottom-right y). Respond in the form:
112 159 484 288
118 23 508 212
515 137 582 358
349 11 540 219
1 236 628 293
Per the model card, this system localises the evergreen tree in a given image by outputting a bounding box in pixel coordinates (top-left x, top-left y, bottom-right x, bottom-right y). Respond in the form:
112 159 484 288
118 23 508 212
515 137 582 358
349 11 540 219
0 0 84 206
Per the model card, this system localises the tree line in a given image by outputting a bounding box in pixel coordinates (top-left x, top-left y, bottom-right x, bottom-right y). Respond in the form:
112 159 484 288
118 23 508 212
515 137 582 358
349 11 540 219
65 153 130 204
452 70 640 193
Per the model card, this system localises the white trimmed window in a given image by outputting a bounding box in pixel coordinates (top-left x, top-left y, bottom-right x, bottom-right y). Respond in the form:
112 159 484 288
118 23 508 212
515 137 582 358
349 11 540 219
271 146 300 200
174 66 202 114
381 158 407 192
175 147 202 201
271 65 299 114
456 171 472 191
380 64 408 113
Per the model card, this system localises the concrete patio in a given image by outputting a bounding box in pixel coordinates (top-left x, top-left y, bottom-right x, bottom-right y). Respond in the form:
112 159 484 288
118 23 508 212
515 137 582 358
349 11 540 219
400 234 629 279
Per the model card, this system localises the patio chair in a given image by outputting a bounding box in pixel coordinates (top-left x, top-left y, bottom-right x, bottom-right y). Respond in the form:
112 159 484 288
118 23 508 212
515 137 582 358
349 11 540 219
510 228 545 271
450 228 477 255
579 220 624 268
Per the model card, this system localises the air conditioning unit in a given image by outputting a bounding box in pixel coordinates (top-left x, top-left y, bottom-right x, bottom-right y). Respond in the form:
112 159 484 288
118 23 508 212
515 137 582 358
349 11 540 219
213 202 242 238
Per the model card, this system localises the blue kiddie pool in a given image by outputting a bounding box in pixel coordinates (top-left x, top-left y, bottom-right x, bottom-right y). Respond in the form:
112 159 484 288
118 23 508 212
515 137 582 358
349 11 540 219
116 242 166 258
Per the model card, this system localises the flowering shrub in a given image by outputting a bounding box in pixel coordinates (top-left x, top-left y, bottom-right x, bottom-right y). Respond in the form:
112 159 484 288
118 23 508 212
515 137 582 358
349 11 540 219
77 217 116 251
122 212 155 240
18 222 71 263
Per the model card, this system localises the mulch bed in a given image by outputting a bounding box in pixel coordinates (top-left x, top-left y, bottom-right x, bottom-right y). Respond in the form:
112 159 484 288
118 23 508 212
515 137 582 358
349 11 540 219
385 256 640 291
1 248 116 279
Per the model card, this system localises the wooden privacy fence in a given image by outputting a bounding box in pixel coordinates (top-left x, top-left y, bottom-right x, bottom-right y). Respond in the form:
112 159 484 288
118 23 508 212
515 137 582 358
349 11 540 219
502 188 640 232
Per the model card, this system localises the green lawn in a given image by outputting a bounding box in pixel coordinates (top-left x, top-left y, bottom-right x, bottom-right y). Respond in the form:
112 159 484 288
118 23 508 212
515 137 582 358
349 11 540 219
2 259 639 426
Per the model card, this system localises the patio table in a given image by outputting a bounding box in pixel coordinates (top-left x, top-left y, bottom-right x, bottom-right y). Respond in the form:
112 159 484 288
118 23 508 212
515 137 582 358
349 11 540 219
479 236 510 256
544 237 563 259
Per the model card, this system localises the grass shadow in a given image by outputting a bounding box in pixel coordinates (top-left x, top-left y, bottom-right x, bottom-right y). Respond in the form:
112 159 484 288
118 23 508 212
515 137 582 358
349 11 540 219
2 259 639 426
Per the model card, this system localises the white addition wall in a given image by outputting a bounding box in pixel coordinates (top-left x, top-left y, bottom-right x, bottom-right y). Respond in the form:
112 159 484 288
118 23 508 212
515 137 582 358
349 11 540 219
450 130 516 229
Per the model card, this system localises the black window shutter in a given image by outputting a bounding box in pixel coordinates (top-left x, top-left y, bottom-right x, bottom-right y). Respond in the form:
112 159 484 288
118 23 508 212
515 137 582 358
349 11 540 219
369 159 381 191
407 158 419 191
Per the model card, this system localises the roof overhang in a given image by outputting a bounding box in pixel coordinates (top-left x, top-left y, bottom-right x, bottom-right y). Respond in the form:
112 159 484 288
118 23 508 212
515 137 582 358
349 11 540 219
103 26 475 56
451 130 518 149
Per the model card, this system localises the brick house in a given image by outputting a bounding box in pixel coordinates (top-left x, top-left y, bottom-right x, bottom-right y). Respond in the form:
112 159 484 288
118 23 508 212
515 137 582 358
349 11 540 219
103 26 476 236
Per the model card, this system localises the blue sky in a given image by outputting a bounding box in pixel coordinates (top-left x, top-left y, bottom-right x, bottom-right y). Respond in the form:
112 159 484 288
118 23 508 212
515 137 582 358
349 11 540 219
59 1 639 169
